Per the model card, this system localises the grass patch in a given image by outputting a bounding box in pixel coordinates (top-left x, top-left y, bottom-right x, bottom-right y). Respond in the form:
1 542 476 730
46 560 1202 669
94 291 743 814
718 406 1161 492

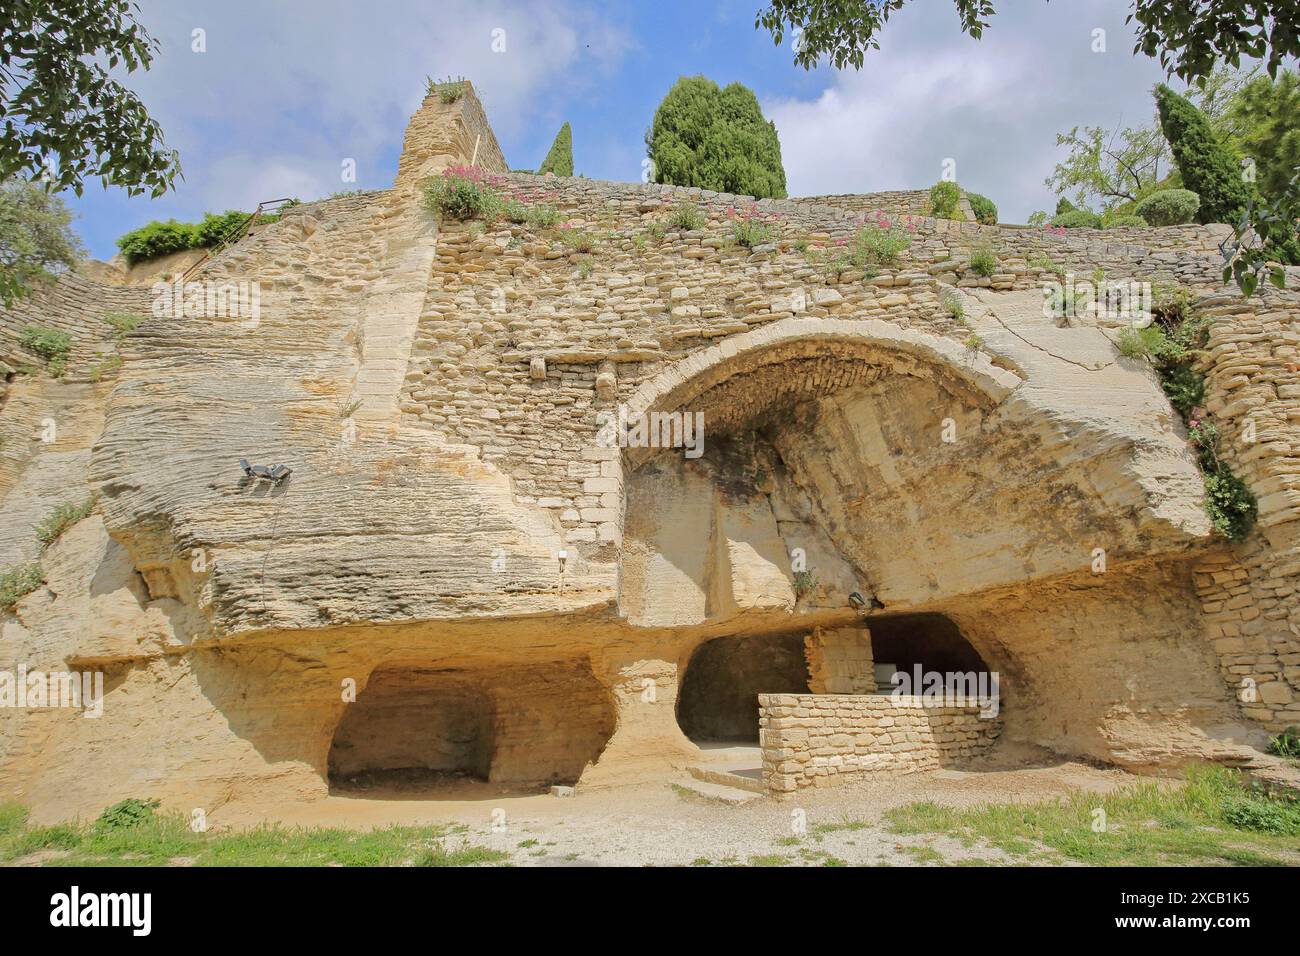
89 354 123 382
664 201 706 231
34 496 96 550
968 241 999 278
103 312 145 339
558 228 598 253
747 854 790 867
0 563 43 612
0 801 508 867
883 765 1300 866
939 287 964 320
19 326 73 377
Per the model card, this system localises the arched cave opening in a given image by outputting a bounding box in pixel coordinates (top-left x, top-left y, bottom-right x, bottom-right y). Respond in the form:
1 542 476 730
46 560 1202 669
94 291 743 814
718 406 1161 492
676 632 810 743
328 668 494 791
867 613 993 692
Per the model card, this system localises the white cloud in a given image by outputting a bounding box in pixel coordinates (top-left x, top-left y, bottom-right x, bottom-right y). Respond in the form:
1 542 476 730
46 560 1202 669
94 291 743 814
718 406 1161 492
121 0 630 212
761 1 1172 222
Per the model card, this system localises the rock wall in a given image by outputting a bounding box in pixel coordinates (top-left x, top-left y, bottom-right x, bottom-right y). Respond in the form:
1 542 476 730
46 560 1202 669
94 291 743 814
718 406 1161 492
758 693 1002 791
3 78 1300 821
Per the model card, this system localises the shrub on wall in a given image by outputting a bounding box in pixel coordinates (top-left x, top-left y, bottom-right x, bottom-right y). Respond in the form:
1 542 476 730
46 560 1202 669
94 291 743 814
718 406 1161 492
538 122 574 177
928 181 961 219
1135 188 1201 226
1105 214 1148 228
966 191 997 225
646 76 787 199
421 166 506 221
1115 288 1256 541
1049 208 1102 228
115 219 199 264
1155 84 1253 226
194 210 253 247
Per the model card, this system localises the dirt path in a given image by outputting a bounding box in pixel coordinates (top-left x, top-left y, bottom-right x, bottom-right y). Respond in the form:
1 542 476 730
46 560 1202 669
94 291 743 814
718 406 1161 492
212 757 1141 866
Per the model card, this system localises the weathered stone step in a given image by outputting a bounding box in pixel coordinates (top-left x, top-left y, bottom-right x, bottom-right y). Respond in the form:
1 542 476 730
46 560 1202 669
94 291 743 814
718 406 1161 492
675 776 764 804
688 764 767 794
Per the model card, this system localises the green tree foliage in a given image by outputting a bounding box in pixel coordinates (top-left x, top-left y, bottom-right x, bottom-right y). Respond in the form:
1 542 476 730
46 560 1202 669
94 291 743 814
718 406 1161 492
1155 84 1254 225
0 178 83 306
1135 188 1201 225
1046 123 1172 211
1226 71 1300 203
538 122 574 177
115 219 198 265
1050 208 1103 229
966 191 997 224
0 1 180 197
928 181 962 219
756 1 1299 80
646 76 787 199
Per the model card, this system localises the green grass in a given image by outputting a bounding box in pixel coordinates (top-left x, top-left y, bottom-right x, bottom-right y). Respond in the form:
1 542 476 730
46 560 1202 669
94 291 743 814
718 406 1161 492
19 326 73 377
664 201 706 231
883 765 1300 866
0 802 507 867
103 312 145 338
34 496 96 550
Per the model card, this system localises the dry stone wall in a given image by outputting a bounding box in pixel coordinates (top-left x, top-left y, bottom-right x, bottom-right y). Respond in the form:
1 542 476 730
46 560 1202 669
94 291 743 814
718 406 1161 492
758 692 1001 791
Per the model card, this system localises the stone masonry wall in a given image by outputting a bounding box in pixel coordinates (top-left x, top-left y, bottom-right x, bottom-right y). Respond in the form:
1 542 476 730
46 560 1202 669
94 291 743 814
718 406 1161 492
758 693 1002 791
804 625 876 694
1188 289 1300 732
790 188 976 221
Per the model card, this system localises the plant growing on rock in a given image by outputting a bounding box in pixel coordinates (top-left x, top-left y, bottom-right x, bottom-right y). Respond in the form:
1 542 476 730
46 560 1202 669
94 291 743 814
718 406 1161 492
35 496 95 550
939 287 964 320
853 214 913 266
929 180 962 219
422 166 505 222
966 191 997 225
19 325 72 376
968 241 998 277
728 204 778 248
665 201 706 231
0 563 42 613
558 224 598 253
792 570 817 598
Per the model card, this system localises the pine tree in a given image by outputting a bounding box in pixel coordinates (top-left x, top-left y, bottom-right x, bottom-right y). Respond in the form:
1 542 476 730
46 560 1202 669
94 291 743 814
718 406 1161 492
1155 84 1253 225
538 123 573 177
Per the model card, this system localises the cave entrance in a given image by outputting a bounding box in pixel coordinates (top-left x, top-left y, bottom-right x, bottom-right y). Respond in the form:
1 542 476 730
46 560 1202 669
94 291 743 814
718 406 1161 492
867 613 993 694
676 632 810 743
328 668 494 791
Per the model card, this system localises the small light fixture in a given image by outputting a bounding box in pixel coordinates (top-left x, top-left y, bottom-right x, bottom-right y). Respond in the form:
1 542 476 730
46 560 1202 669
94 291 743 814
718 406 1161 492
557 549 568 574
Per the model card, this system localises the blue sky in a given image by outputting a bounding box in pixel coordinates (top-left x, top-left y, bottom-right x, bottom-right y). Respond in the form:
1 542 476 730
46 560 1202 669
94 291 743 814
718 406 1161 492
67 0 1182 259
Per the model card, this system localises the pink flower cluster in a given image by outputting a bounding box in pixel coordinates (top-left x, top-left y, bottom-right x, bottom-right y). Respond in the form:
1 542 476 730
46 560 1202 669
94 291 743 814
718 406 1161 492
442 165 506 188
725 202 782 223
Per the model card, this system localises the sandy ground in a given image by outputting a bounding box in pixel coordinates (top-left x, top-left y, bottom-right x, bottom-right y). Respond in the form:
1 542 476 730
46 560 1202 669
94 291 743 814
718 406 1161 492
209 751 1144 866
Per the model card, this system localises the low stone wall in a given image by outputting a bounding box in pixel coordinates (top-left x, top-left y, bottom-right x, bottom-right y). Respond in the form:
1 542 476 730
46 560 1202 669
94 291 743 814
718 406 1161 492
758 693 1002 791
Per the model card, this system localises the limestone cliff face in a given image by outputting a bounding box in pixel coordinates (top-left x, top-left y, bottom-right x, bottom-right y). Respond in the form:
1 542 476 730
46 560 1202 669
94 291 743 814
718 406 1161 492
2 82 1299 820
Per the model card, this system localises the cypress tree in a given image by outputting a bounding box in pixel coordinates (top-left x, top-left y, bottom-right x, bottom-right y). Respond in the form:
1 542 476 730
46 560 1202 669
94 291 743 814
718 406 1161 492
1155 84 1253 225
646 76 787 199
538 123 573 177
